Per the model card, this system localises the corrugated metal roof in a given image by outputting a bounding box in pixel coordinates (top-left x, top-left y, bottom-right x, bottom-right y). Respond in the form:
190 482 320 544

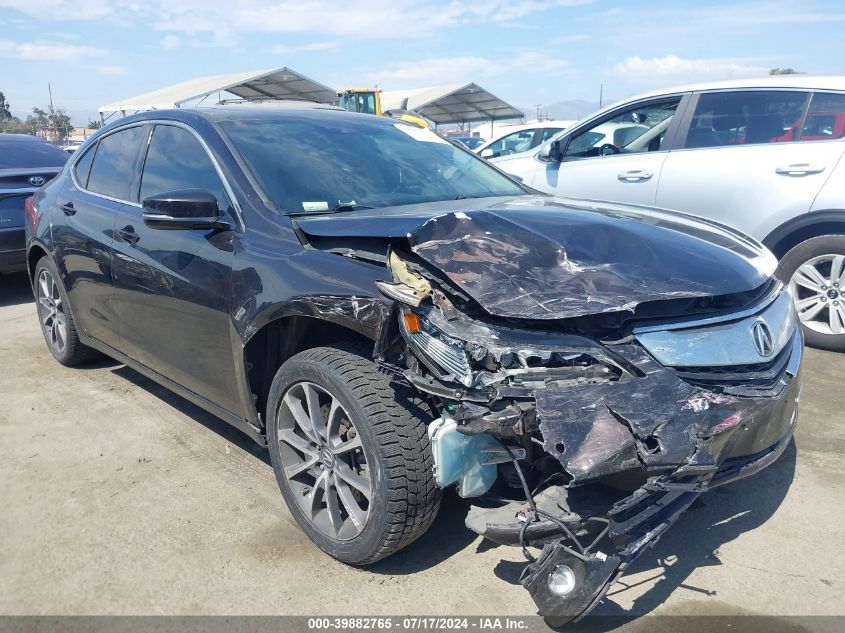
380 83 523 124
98 67 336 114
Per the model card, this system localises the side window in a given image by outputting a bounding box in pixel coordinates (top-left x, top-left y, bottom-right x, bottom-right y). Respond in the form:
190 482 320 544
565 98 681 159
797 92 845 141
486 130 535 157
73 143 96 189
540 127 564 142
685 90 809 149
87 126 145 201
140 125 228 207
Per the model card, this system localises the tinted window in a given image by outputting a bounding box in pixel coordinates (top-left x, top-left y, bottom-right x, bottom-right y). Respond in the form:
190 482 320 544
0 136 69 169
797 92 845 141
685 90 809 148
566 99 680 159
140 125 227 206
87 126 145 201
73 144 96 188
219 113 524 213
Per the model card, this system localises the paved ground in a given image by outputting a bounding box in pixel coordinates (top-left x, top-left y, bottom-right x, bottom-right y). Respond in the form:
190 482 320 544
1 271 843 624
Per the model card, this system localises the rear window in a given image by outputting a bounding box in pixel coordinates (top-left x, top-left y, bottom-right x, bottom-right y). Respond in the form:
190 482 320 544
0 137 69 169
798 92 845 141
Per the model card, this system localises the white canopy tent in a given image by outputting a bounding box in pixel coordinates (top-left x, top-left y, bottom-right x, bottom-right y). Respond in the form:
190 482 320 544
98 67 336 121
379 83 523 126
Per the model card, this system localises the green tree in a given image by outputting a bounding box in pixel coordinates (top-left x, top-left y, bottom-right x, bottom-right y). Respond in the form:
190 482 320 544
25 105 72 141
0 92 12 120
87 119 102 130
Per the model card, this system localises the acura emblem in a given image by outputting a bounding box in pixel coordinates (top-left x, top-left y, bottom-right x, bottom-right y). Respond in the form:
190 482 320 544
752 320 774 357
29 176 46 186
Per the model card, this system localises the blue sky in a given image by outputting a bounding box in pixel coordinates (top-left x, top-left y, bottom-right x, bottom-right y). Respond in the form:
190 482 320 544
1 0 843 125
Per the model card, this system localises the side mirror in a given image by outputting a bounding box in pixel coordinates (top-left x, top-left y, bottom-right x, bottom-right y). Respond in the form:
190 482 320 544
479 148 495 159
547 139 565 162
142 189 230 230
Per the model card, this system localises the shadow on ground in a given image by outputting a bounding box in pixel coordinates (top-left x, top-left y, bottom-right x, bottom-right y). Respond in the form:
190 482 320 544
112 364 271 465
114 363 479 571
0 272 34 308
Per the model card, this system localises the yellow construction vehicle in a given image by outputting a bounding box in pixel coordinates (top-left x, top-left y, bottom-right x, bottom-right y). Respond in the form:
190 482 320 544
337 88 430 128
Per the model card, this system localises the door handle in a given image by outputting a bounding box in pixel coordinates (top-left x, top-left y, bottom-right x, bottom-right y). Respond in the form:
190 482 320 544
617 170 654 182
775 163 826 176
60 201 76 216
117 225 140 244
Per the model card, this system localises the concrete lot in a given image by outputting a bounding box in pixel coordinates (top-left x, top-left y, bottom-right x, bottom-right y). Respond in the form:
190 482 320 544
1 270 844 623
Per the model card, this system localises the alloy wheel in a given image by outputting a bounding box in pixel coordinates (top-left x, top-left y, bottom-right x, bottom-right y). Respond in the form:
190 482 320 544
790 253 845 335
275 381 372 541
36 269 68 355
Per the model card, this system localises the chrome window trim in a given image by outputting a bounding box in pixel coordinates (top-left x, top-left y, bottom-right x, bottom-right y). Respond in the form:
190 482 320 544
69 119 245 231
69 122 147 208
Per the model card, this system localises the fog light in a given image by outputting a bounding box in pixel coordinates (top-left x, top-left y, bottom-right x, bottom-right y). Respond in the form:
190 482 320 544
546 564 577 597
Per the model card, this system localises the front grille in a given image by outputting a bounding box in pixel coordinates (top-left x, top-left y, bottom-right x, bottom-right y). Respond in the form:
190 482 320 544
671 339 793 390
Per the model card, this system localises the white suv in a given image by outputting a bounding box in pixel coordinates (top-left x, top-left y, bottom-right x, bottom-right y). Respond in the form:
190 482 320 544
492 76 845 351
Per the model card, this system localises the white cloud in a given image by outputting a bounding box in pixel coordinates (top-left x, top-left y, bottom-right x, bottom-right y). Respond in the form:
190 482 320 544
0 38 107 61
0 0 593 43
369 51 571 88
613 55 768 84
271 40 340 54
160 34 181 50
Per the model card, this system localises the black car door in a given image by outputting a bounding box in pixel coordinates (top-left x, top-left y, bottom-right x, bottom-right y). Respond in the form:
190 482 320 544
109 122 240 414
51 124 147 350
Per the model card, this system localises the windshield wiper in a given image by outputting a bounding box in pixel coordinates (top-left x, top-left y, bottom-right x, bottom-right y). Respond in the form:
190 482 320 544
332 201 374 213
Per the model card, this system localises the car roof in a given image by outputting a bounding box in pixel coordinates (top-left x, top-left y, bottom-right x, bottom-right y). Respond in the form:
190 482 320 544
0 133 48 142
602 75 845 112
98 102 376 131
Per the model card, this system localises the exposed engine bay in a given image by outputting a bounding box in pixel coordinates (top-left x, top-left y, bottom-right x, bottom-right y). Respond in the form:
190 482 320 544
295 205 802 624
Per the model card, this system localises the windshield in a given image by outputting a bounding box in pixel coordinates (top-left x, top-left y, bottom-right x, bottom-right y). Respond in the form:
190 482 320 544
339 92 377 115
219 113 525 213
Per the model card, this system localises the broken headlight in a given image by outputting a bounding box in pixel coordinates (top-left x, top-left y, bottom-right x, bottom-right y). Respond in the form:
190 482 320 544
398 308 474 387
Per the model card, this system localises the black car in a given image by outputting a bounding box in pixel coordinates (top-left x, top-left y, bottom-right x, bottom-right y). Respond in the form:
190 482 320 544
0 133 68 273
26 105 801 623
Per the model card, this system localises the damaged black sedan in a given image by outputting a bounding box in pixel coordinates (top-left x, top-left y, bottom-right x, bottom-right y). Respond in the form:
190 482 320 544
26 105 801 623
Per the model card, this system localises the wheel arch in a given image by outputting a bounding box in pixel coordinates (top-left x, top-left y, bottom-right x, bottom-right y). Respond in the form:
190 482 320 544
241 313 376 432
26 241 50 284
763 210 845 259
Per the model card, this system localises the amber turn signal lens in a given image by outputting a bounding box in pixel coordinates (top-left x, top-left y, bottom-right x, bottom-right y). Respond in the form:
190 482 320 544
403 311 422 333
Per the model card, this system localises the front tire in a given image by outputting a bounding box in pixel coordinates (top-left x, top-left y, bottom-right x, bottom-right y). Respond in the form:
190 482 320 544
33 257 100 366
779 234 845 352
266 343 441 565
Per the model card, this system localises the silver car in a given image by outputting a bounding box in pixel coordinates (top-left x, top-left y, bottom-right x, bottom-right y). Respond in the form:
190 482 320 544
492 76 845 351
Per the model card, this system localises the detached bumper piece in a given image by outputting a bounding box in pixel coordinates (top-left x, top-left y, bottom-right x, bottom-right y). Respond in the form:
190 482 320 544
520 544 622 622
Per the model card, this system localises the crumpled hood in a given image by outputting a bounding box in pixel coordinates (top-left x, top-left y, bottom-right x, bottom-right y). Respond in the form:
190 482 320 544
295 196 777 320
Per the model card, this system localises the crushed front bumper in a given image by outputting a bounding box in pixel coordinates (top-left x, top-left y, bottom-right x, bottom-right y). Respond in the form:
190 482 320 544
467 330 802 623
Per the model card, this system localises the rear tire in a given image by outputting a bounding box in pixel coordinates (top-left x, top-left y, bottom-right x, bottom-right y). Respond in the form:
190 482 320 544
33 257 100 366
778 234 845 353
266 342 441 565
